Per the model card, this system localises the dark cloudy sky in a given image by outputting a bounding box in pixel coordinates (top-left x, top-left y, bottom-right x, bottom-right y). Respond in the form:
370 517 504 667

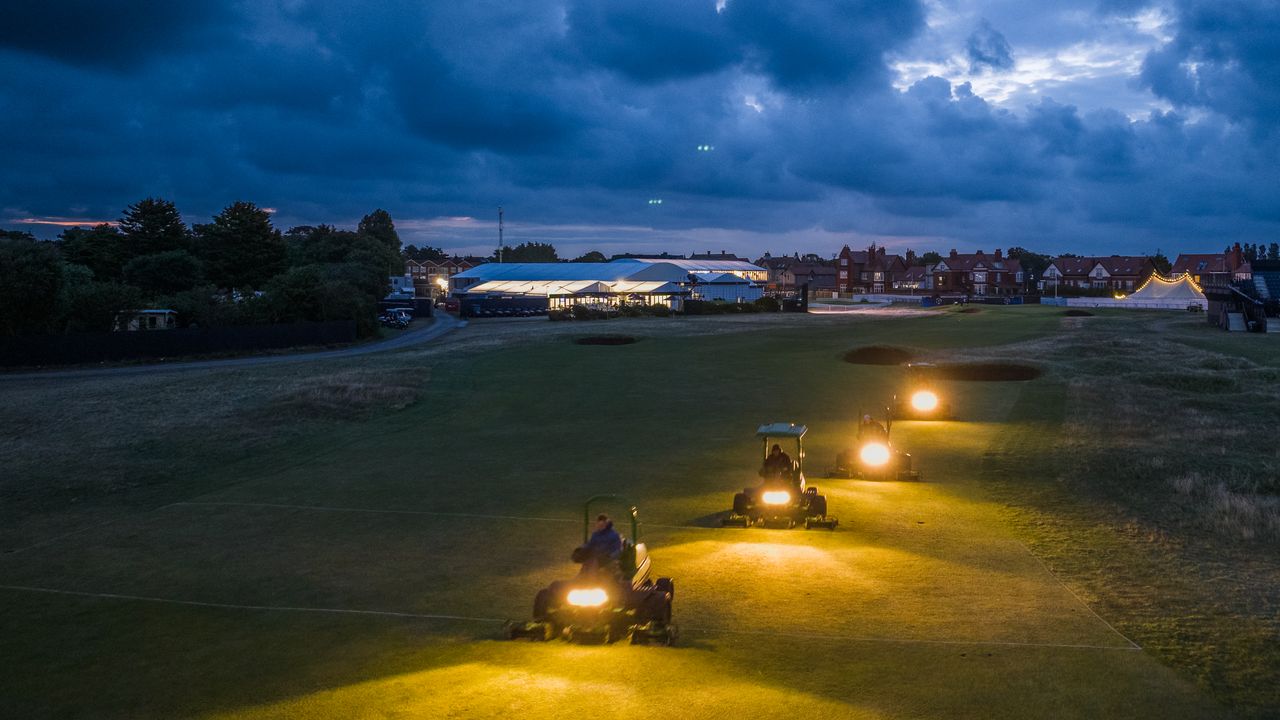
3 0 1278 258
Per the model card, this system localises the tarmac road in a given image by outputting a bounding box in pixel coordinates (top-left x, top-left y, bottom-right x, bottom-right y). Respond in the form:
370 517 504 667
0 313 464 382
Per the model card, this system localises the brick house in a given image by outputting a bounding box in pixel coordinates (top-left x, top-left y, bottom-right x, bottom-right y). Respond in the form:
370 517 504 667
781 263 838 291
1042 256 1155 292
931 249 1025 296
836 244 909 293
754 253 837 290
406 256 483 296
1172 244 1252 288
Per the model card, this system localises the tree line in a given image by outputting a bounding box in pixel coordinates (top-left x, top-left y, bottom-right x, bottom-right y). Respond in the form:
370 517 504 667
0 199 403 338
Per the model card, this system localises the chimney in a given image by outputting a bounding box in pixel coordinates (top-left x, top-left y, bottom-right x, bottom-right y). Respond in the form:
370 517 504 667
950 249 958 258
975 249 984 256
994 249 1002 259
1231 242 1243 269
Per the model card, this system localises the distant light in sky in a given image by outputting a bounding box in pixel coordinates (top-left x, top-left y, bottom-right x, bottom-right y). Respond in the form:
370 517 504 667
648 199 664 205
715 0 728 14
697 144 715 152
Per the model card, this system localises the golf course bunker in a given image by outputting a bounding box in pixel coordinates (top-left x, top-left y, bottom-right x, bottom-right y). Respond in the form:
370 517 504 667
936 362 1042 381
575 335 638 346
843 345 916 365
1063 309 1095 317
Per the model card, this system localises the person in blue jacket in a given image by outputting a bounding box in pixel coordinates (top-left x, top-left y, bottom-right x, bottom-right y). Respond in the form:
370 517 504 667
574 514 623 579
585 514 622 561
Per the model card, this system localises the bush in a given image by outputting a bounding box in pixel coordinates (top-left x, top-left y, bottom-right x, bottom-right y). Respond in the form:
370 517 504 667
685 298 765 315
644 303 671 317
754 296 781 312
548 309 571 321
265 266 378 337
60 281 143 332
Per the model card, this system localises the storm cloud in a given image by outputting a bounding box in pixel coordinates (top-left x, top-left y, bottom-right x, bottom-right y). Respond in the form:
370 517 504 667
2 0 1279 257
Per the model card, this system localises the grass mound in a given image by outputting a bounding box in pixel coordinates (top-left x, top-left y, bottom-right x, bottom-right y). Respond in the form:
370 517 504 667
843 345 915 365
575 335 638 346
1063 310 1095 317
937 362 1042 381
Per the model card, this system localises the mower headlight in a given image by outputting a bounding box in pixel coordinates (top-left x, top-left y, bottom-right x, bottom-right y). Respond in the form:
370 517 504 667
566 588 609 607
761 490 791 505
859 442 891 467
910 390 939 412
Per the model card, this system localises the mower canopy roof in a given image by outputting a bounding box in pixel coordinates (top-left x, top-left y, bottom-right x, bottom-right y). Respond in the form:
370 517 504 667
757 422 807 439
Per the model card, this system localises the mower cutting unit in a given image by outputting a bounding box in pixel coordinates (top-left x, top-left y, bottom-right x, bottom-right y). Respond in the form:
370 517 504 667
505 495 676 645
828 411 921 482
892 363 953 420
723 423 838 530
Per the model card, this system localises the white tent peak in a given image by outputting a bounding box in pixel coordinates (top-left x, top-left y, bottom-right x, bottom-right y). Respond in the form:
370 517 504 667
1128 272 1206 301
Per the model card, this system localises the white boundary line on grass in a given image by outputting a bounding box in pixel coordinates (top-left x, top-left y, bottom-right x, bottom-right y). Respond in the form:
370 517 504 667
0 584 1141 653
1012 543 1143 650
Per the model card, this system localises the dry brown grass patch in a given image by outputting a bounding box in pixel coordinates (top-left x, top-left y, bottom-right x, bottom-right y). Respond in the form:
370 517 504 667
270 372 423 419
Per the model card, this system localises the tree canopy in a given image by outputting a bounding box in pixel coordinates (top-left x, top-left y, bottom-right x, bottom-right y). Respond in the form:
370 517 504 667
59 224 126 280
1150 251 1172 276
122 250 206 295
571 250 607 263
403 244 447 263
118 197 189 259
1005 247 1051 279
194 201 286 290
496 241 558 262
358 209 402 274
0 231 63 336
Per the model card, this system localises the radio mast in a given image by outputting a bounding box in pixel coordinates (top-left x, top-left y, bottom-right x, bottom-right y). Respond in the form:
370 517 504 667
498 206 504 263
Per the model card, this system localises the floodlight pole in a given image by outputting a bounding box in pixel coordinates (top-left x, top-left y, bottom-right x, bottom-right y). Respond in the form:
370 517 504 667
498 206 504 263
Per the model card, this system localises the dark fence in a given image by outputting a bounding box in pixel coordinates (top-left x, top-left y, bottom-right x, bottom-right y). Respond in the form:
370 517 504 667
0 321 358 368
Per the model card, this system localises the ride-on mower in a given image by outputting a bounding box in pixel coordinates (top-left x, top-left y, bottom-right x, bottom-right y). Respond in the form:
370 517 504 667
722 423 838 529
828 411 921 481
892 363 953 420
504 495 676 645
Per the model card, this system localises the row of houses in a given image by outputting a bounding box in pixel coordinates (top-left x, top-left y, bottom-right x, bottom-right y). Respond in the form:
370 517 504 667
758 246 1028 296
402 244 1257 305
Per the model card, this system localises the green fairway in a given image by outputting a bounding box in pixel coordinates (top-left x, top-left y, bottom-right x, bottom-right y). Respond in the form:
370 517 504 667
2 307 1273 718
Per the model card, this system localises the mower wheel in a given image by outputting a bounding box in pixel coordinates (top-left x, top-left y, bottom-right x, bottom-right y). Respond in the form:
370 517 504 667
635 591 670 625
808 495 828 518
532 588 552 621
661 623 678 646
